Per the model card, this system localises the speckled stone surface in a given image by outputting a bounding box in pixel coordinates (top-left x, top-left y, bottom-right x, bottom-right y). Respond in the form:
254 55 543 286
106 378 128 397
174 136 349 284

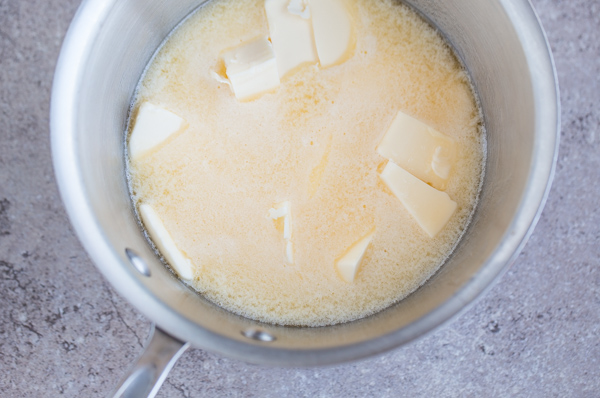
0 0 598 396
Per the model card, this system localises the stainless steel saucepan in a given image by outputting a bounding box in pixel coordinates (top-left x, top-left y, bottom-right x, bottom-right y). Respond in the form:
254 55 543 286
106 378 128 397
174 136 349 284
51 0 559 396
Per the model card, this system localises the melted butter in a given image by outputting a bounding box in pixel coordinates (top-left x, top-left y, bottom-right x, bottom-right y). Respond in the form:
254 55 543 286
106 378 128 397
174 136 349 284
128 0 485 326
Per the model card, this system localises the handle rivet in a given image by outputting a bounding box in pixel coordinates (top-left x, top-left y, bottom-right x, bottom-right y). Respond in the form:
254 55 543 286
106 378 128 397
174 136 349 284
125 248 151 277
242 329 276 342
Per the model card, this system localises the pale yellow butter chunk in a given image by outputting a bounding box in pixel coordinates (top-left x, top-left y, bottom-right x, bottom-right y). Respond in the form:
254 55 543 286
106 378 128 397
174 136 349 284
268 201 293 239
265 0 318 78
309 0 355 67
377 110 457 190
336 229 375 283
139 204 194 280
287 0 310 18
129 102 186 161
268 201 294 263
286 240 294 264
379 161 457 238
220 36 280 101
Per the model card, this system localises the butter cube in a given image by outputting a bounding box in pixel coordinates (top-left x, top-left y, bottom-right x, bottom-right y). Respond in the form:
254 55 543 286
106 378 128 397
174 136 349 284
268 201 293 239
286 240 294 264
129 102 186 161
336 229 375 283
309 0 355 67
377 111 456 190
269 201 294 263
379 161 457 238
139 204 194 280
265 0 318 78
288 0 310 18
220 36 280 101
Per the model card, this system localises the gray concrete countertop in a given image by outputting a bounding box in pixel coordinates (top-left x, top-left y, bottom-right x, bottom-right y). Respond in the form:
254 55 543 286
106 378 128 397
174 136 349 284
0 0 598 396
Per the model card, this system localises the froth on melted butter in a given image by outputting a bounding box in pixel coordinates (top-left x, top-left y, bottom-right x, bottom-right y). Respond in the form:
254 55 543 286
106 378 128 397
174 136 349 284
128 0 485 326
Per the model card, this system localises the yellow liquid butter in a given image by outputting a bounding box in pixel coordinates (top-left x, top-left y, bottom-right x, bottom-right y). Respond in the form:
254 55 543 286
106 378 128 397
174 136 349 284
128 0 485 326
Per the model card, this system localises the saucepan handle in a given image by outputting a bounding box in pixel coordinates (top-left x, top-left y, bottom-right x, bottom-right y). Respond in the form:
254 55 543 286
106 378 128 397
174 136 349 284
111 325 190 398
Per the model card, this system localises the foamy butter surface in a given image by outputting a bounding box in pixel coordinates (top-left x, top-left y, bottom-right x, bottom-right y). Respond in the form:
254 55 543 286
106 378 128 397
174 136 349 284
128 0 485 326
